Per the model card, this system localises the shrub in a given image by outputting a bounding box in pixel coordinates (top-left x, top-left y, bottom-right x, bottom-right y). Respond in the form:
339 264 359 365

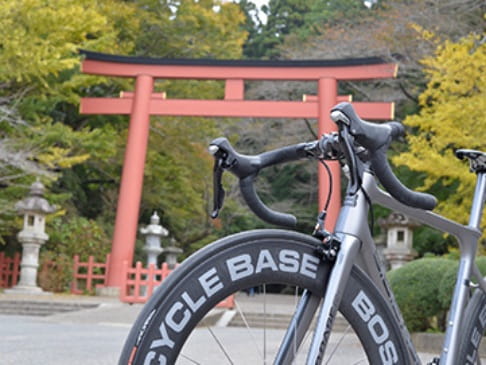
437 256 486 310
38 251 73 293
388 257 452 332
39 216 110 292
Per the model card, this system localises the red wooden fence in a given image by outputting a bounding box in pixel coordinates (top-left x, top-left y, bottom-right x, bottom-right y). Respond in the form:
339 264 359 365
119 260 235 308
119 261 172 303
0 252 20 288
7 254 237 309
71 254 111 294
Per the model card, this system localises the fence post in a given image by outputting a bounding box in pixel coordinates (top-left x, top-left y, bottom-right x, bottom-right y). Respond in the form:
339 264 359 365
12 253 20 286
71 255 79 293
0 252 4 287
136 261 143 298
88 256 95 292
0 252 22 289
104 253 111 282
119 260 129 302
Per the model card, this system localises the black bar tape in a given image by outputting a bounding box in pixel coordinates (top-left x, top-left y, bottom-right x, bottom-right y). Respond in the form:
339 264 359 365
240 175 297 228
332 102 437 211
259 143 309 169
371 147 438 210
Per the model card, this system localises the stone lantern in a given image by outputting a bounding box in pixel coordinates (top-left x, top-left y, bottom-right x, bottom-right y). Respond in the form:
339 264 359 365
6 180 56 294
140 212 168 267
379 212 419 270
164 238 182 269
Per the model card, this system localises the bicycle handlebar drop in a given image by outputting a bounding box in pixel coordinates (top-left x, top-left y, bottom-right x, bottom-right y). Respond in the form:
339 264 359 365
209 137 314 227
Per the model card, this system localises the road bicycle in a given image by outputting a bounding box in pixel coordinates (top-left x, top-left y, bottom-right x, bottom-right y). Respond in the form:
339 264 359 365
119 102 486 364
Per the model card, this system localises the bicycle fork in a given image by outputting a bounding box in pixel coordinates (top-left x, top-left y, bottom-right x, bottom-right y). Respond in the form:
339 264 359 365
273 233 360 365
305 233 361 365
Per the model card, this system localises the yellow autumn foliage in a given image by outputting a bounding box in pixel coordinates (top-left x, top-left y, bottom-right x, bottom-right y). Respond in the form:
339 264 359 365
394 33 485 230
0 0 138 85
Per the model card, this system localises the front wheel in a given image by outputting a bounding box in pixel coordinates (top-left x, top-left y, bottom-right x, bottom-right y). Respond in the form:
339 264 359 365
120 229 411 364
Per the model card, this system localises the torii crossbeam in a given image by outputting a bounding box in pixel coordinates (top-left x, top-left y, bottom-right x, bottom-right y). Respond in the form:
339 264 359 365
79 50 397 291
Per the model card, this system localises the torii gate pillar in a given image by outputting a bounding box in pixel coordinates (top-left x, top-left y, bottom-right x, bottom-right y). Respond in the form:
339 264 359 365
318 78 339 218
107 74 154 288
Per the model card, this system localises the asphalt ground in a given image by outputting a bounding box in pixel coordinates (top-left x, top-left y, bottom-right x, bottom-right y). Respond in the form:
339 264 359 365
0 293 441 364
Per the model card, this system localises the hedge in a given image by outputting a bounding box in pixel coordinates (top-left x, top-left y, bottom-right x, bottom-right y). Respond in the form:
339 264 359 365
388 257 453 332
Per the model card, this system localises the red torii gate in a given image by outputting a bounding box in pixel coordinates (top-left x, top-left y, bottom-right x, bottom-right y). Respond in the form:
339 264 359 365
79 50 397 290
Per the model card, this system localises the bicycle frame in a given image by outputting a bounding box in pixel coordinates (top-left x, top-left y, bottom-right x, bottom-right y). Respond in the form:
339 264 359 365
282 169 485 365
370 171 486 365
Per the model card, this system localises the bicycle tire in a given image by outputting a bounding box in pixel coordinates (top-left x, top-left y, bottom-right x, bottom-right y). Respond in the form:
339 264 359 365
457 289 486 364
119 229 410 364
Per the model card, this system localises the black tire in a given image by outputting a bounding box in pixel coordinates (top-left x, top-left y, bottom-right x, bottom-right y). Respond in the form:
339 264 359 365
119 229 410 364
457 289 486 364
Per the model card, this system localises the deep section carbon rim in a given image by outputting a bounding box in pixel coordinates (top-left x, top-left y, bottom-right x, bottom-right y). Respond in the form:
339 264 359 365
119 229 410 364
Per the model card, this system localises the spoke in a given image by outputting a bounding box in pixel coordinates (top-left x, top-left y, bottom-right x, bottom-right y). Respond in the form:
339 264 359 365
324 324 352 364
293 286 299 361
234 297 264 360
207 327 234 365
263 284 267 364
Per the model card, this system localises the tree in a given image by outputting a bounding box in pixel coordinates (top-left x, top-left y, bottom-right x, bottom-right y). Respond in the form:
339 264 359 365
281 0 484 106
134 0 246 59
0 0 139 241
0 0 248 257
393 34 485 232
233 0 484 253
109 0 248 252
242 0 368 59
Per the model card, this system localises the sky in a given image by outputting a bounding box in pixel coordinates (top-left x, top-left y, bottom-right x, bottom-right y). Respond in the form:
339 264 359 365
222 0 269 22
250 0 269 8
245 0 269 23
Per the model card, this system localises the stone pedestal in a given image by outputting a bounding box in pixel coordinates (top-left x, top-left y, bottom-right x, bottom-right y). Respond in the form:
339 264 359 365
5 240 47 294
163 245 183 269
95 286 120 297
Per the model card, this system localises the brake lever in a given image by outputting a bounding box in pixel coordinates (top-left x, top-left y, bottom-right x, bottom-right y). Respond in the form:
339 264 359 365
211 156 226 218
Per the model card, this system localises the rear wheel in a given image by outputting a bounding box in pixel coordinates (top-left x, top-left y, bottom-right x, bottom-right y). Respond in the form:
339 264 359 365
119 229 410 364
457 289 486 364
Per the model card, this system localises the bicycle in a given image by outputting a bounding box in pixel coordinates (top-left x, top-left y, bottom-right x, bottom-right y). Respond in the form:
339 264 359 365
119 102 486 364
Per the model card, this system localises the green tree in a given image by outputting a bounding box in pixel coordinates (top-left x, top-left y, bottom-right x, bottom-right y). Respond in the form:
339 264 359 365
239 0 483 254
113 0 247 252
0 0 139 241
393 34 485 232
242 0 368 59
0 0 248 256
135 0 246 58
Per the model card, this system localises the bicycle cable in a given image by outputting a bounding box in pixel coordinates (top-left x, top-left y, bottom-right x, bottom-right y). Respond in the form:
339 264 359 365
318 158 333 213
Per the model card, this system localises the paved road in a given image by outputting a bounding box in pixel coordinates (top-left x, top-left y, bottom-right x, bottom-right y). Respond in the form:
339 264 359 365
0 316 439 364
0 314 129 365
0 294 441 364
2 315 436 365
